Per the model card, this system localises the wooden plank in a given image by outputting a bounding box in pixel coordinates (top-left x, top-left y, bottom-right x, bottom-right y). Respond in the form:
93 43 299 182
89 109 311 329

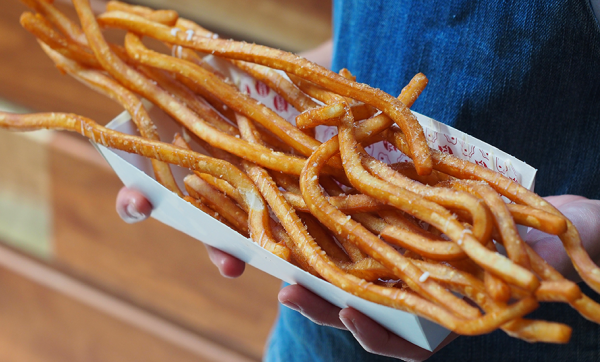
0 0 295 357
0 0 123 121
49 134 281 360
131 0 332 51
0 131 52 258
0 115 281 360
0 244 253 362
1 0 330 120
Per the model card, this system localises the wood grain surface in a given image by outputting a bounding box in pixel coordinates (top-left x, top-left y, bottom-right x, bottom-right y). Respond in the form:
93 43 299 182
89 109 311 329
0 0 123 121
0 245 255 362
0 1 315 359
132 0 332 51
50 135 281 360
0 132 52 259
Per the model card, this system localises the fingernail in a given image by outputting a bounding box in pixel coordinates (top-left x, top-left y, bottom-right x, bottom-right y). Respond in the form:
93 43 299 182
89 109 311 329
339 315 357 335
280 300 302 313
121 201 147 223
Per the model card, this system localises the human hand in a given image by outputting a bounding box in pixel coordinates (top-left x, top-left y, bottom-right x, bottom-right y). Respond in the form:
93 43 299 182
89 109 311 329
116 186 448 360
278 284 456 361
117 186 434 360
115 186 245 278
525 195 600 281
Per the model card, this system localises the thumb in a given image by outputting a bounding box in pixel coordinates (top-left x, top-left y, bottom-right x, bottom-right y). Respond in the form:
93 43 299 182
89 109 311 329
115 187 153 223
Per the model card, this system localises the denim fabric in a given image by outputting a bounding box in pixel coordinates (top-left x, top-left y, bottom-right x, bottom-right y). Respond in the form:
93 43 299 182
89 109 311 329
264 288 403 362
332 0 600 200
266 0 600 361
266 284 600 361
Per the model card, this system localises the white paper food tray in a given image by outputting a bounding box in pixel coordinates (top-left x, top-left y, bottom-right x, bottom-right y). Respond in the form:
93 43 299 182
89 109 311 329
94 99 536 352
93 49 536 352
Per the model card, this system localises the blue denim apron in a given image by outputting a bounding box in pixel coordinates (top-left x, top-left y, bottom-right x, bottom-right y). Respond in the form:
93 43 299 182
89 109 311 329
266 0 600 360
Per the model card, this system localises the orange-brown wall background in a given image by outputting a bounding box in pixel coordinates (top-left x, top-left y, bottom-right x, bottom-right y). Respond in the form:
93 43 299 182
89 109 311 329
0 1 331 361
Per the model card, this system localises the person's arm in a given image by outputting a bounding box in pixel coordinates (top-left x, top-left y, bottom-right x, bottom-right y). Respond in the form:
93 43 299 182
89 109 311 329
299 39 333 68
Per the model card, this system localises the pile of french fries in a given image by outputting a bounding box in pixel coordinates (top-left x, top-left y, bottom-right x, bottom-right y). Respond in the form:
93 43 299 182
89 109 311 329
2 0 599 343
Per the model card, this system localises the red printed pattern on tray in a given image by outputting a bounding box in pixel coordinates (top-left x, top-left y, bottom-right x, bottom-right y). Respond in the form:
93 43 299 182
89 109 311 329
239 77 522 185
424 127 521 184
238 77 297 124
316 125 522 185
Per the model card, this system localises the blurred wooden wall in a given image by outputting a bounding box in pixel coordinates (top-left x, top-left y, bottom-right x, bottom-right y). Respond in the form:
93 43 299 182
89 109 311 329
128 0 332 52
0 0 331 361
